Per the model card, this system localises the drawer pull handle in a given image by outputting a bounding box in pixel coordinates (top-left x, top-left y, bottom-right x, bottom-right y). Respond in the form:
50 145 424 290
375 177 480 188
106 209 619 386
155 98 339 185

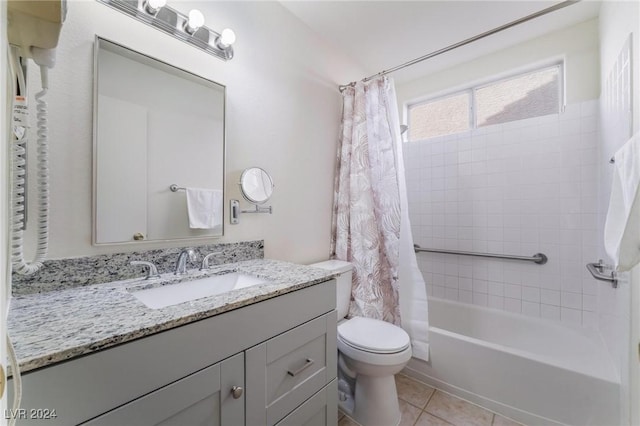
231 386 243 399
287 358 314 377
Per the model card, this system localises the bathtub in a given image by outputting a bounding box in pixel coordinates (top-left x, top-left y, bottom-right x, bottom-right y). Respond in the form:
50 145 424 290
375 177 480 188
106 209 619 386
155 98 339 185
403 298 620 426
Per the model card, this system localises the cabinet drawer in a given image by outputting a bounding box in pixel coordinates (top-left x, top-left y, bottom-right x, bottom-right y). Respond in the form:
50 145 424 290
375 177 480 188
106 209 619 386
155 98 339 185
275 380 338 426
246 311 337 426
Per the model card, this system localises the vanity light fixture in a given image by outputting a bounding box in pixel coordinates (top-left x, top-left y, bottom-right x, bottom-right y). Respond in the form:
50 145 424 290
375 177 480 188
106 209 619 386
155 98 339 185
144 0 165 15
185 9 204 34
98 0 236 61
216 28 236 50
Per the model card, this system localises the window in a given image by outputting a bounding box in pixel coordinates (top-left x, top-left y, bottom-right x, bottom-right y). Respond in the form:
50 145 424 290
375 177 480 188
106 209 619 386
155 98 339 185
407 64 562 142
475 66 560 127
408 92 470 141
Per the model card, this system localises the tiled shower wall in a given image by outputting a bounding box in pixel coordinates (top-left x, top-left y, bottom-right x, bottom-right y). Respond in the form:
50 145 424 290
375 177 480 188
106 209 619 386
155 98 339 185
403 99 601 328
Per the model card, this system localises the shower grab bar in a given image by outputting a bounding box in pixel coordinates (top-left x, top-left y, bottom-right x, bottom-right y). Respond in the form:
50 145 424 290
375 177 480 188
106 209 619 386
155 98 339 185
586 260 618 288
413 245 548 265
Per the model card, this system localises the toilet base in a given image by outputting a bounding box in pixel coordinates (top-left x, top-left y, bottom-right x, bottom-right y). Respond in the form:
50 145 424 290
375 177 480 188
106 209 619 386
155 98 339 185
340 374 401 426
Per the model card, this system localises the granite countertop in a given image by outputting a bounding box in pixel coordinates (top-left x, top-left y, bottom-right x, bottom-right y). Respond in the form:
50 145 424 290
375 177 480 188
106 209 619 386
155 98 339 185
8 259 336 374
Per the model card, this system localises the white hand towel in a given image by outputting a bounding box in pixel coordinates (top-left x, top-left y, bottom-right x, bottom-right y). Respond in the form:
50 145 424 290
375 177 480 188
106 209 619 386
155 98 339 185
186 188 223 229
604 132 640 271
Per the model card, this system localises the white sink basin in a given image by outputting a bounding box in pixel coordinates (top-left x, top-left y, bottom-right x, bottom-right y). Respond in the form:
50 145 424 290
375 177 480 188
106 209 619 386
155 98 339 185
130 272 268 309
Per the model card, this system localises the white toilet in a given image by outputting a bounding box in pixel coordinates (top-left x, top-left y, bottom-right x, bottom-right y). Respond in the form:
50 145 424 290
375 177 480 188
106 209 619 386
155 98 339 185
311 260 412 426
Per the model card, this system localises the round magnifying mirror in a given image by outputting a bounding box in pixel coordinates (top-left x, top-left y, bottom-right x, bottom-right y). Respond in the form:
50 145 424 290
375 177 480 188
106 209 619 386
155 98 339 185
239 167 274 205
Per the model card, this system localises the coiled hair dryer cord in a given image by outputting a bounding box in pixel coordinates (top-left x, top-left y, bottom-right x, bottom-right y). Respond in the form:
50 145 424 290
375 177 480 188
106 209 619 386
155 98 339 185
9 50 50 275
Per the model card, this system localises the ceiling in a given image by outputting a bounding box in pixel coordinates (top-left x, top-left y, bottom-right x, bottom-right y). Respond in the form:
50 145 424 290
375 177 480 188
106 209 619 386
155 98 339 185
280 0 601 84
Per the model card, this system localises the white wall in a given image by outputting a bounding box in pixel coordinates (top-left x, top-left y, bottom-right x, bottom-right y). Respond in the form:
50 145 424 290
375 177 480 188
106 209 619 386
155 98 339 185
397 19 602 329
19 1 364 263
597 1 640 424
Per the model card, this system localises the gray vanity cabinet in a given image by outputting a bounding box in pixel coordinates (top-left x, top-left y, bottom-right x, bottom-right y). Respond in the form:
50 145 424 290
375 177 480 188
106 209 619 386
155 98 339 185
85 353 245 426
11 279 337 426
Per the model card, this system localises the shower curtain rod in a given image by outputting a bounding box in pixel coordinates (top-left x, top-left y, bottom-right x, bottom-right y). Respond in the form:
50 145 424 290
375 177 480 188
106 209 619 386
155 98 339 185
338 0 580 92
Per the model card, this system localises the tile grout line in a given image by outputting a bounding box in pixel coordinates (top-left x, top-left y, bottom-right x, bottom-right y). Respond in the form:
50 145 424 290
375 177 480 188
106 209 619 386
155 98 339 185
360 374 523 426
402 375 510 426
434 387 512 426
424 387 437 408
420 389 456 426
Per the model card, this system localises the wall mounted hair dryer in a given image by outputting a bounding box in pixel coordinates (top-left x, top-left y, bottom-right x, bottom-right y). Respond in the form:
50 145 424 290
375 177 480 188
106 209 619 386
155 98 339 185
7 0 66 275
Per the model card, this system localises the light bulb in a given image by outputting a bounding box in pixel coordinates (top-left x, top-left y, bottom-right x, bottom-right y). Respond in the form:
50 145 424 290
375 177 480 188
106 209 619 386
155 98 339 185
145 0 166 14
217 28 236 48
185 9 205 34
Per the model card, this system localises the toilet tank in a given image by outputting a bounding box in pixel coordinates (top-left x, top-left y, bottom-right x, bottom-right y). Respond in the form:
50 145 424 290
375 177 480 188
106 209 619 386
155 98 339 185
310 260 353 320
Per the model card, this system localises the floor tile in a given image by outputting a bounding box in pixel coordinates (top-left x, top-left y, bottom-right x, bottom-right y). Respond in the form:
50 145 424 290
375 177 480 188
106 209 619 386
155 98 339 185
414 412 454 426
338 414 361 426
338 374 526 426
398 398 422 426
425 390 493 426
493 414 524 426
395 374 436 408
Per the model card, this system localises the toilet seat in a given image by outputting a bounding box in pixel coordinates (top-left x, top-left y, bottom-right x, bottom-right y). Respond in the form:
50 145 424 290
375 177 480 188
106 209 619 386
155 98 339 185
338 316 410 354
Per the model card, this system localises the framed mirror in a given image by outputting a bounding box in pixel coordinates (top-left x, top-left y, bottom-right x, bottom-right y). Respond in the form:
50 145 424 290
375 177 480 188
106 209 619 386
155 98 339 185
93 37 225 244
239 167 274 205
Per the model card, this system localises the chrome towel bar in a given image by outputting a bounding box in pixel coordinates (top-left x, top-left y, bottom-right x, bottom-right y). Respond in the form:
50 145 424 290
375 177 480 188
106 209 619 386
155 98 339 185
414 245 548 265
169 184 186 192
586 260 618 288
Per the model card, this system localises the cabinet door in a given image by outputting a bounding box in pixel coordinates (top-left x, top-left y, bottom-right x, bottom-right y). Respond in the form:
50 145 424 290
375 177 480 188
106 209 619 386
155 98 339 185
83 353 244 426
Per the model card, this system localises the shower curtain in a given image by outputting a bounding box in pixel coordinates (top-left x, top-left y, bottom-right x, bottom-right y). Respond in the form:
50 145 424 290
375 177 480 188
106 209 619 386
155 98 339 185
331 76 429 361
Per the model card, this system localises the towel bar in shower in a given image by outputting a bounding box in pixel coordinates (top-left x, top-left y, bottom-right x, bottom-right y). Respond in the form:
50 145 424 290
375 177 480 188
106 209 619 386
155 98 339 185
414 245 548 265
586 260 618 288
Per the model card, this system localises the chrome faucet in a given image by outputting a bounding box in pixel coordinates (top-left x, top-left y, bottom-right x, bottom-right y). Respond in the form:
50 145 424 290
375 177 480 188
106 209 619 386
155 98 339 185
130 260 161 280
200 251 223 270
175 249 197 275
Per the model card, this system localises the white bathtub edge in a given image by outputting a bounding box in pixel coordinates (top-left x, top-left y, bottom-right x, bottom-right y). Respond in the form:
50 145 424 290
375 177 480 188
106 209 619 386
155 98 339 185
402 363 566 426
428 297 620 384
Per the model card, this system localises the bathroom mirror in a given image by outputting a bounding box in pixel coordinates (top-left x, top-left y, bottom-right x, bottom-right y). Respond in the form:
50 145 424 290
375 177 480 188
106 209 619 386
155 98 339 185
93 37 225 244
239 167 274 204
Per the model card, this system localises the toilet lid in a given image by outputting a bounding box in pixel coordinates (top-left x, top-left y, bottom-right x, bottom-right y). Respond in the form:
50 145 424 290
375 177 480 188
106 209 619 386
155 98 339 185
338 317 410 354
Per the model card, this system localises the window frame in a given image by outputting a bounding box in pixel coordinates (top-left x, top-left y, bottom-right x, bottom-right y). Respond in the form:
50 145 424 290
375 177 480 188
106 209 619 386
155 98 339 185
405 61 565 142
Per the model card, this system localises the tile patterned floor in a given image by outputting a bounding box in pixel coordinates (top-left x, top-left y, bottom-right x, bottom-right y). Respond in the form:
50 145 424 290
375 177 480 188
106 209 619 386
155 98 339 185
338 374 525 426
